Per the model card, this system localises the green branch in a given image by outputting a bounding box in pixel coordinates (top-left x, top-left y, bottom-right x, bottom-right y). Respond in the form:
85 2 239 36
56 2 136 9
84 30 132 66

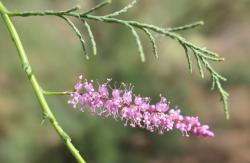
0 2 86 163
80 0 111 16
103 0 137 18
5 0 230 119
82 20 97 56
166 21 204 32
3 1 229 120
60 15 89 59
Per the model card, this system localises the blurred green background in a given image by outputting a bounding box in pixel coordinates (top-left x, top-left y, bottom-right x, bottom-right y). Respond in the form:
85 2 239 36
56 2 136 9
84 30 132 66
0 0 250 163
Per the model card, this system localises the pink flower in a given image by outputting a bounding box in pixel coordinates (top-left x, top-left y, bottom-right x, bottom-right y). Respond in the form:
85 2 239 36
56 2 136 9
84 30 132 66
68 75 215 138
123 91 132 105
98 84 109 98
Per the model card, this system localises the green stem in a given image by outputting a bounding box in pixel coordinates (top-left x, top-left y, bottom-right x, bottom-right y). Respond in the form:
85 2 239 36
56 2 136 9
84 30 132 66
43 90 72 95
80 0 111 16
166 21 204 32
0 2 86 163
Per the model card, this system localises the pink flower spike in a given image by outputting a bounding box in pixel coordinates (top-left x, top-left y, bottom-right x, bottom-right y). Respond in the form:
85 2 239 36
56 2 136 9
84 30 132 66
68 75 215 138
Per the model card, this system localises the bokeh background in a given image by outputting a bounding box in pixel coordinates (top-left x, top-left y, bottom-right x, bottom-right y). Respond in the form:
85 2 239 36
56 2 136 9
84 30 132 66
0 0 249 163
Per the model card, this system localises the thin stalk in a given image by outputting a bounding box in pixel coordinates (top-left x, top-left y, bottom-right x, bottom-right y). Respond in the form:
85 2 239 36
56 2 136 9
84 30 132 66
166 21 204 32
80 0 111 16
0 2 86 163
43 90 72 95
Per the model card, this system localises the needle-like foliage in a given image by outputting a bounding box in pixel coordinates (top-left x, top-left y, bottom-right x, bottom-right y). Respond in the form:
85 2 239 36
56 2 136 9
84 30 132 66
7 0 229 119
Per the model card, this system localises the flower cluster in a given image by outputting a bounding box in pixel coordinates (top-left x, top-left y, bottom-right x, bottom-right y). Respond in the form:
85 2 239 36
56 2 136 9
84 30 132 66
68 75 214 137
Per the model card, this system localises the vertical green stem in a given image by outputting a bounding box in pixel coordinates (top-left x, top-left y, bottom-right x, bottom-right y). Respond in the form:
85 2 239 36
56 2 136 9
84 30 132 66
0 2 86 163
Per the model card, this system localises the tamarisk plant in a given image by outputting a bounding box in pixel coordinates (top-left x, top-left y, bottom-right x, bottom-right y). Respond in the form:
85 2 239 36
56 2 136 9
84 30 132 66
0 1 229 163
